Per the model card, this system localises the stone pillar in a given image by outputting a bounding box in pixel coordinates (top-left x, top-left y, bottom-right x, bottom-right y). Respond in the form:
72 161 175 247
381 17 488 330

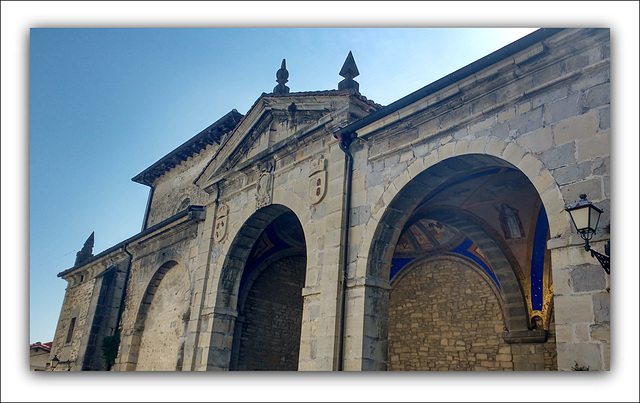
548 237 609 371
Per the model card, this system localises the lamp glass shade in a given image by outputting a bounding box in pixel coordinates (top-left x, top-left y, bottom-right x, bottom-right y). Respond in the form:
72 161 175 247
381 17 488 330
568 204 601 234
51 355 59 369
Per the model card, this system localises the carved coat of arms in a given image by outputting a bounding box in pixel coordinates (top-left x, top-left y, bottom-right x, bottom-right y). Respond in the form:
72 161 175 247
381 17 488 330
309 156 327 205
256 163 274 209
214 203 229 243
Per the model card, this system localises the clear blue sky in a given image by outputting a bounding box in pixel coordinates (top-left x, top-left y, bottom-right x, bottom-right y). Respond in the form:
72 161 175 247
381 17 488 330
3 2 639 402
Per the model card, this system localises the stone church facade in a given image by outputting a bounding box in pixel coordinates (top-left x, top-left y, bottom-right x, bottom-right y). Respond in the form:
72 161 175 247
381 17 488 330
50 28 610 371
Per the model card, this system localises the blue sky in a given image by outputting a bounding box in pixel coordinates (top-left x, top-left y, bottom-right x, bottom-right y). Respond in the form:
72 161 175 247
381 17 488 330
3 1 639 402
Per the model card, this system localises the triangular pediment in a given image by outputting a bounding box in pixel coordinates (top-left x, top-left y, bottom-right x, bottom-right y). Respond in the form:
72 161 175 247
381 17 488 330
195 91 379 193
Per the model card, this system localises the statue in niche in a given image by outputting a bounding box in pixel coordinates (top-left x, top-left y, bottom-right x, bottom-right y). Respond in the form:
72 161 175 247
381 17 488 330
498 203 525 239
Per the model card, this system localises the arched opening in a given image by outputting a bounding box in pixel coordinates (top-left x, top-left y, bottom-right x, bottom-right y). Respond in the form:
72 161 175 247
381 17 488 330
208 204 307 371
365 154 556 370
389 255 509 370
133 261 191 371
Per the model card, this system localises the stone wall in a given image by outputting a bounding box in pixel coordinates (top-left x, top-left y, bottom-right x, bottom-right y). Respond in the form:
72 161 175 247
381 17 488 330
346 28 609 371
146 144 219 228
236 255 306 371
50 278 95 370
53 28 608 372
388 256 512 371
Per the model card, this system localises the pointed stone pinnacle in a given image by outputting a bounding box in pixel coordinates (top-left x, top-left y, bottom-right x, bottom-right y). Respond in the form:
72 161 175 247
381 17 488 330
338 51 360 93
339 51 359 79
74 231 95 266
274 58 290 94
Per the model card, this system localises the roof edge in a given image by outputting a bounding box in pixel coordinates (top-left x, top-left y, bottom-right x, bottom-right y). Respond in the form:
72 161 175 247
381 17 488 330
132 109 244 186
57 205 205 278
335 28 565 138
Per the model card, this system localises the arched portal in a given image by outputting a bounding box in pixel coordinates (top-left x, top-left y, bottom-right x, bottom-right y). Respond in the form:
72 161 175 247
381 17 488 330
389 255 510 371
134 261 191 371
208 204 307 371
365 154 556 370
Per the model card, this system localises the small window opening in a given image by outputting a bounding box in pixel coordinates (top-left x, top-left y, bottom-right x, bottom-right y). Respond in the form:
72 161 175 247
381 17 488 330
66 317 77 343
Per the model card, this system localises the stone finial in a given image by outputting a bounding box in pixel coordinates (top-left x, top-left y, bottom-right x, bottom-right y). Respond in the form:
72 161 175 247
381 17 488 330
273 59 290 94
74 232 94 266
338 51 360 93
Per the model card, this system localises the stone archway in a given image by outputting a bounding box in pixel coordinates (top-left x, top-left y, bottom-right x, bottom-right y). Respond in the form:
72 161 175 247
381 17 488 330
132 261 191 371
362 154 555 370
388 254 511 371
206 205 307 371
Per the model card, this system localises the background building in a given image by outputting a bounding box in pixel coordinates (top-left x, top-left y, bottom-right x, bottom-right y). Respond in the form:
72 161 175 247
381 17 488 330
29 342 52 371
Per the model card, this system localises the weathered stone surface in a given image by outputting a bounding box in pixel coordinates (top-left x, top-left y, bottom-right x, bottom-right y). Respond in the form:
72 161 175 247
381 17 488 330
571 264 607 292
51 29 609 374
540 142 575 170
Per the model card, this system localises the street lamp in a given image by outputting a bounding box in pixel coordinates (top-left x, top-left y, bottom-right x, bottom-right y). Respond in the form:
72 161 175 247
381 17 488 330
566 194 610 274
50 354 73 371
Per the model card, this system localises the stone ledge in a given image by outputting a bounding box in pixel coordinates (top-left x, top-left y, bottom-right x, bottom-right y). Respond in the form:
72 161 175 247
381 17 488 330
502 330 548 344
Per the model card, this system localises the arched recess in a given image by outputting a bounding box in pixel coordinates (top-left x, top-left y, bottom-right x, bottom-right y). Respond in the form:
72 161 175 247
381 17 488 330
363 153 554 370
206 204 307 371
131 260 191 371
389 254 511 371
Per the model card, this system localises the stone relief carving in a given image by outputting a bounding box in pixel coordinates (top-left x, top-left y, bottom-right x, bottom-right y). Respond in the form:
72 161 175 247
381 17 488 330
214 203 229 243
308 156 327 205
256 162 274 209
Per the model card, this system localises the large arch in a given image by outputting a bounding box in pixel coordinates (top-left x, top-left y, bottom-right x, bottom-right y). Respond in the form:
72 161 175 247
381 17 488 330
131 260 191 371
206 204 307 370
361 153 555 370
388 254 511 370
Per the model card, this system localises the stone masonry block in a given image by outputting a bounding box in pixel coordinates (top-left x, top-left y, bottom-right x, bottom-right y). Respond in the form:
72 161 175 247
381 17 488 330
551 265 573 295
498 106 516 122
501 142 525 165
540 142 575 170
508 106 543 135
571 264 607 293
598 105 610 130
559 178 603 206
554 324 573 343
544 92 580 125
467 138 487 154
423 150 439 169
485 137 506 157
592 292 610 324
517 100 531 115
579 82 610 112
552 109 599 146
547 211 570 238
577 131 609 161
407 159 425 179
517 125 553 154
554 294 593 325
469 116 495 134
521 169 554 193
556 342 603 371
438 141 455 161
589 323 609 343
553 161 592 185
454 139 469 156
